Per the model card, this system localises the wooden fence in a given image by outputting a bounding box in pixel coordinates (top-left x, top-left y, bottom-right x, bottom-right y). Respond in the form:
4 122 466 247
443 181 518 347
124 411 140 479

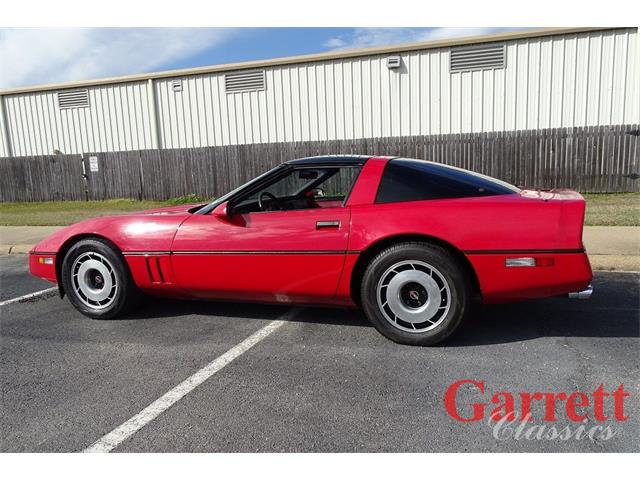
0 153 85 202
1 124 638 202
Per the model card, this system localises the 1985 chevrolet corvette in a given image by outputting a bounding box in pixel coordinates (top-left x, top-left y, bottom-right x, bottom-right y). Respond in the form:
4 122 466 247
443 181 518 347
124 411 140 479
29 155 593 345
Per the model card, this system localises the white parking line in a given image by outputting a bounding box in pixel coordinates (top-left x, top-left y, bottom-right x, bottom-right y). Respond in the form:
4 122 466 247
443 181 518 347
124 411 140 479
83 308 300 453
0 287 58 307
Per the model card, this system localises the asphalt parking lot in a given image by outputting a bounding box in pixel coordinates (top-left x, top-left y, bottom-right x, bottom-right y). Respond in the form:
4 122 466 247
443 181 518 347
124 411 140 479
1 254 638 452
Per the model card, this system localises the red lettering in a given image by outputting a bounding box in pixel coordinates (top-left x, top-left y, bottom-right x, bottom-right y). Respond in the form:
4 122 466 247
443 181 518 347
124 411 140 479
444 379 485 422
566 392 589 421
491 392 516 421
543 392 567 421
612 384 630 421
520 392 544 421
444 381 628 424
592 384 609 421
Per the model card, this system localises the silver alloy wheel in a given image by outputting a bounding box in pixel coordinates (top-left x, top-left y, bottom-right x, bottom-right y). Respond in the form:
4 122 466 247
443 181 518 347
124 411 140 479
376 260 451 333
71 251 118 310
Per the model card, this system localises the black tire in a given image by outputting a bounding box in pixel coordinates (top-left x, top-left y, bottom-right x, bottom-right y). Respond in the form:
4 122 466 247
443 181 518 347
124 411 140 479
360 242 472 346
61 238 140 319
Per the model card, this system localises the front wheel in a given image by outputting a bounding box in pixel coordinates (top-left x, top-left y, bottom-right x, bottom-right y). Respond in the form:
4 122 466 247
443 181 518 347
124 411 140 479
61 238 139 319
360 242 472 346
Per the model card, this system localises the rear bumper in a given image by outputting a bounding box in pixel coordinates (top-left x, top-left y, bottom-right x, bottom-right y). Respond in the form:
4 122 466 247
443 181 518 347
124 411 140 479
468 252 593 304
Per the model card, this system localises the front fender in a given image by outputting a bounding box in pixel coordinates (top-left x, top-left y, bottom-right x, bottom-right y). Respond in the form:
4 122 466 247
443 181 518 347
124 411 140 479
31 214 189 255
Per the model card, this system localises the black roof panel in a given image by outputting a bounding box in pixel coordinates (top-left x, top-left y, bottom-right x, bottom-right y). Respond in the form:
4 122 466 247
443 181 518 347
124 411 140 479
285 155 372 166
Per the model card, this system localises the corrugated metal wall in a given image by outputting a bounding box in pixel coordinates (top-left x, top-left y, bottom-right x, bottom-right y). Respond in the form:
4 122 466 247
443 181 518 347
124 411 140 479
1 28 637 157
0 81 155 156
0 109 8 156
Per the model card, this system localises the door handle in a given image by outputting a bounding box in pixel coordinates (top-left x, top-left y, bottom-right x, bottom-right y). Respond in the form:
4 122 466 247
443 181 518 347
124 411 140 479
316 220 340 230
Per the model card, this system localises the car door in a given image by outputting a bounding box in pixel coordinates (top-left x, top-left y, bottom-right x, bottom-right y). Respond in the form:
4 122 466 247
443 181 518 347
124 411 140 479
170 167 356 303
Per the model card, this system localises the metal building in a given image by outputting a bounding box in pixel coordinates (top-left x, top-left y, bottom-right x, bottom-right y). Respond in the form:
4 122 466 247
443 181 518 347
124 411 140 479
0 27 637 158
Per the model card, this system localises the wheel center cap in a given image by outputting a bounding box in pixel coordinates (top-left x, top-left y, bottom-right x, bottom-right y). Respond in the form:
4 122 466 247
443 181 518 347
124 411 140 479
88 270 105 290
400 282 428 309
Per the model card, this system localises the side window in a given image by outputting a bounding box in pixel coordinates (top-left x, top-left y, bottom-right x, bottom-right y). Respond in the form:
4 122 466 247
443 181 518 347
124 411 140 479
233 169 317 213
313 167 360 201
375 159 518 204
233 166 361 214
256 169 315 199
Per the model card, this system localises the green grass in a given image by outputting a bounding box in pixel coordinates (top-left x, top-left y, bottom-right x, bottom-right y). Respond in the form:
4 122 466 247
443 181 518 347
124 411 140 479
0 193 637 227
0 196 209 226
161 194 209 206
583 193 640 226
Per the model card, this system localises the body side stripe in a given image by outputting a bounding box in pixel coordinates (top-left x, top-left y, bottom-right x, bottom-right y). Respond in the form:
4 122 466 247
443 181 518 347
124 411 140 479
123 250 362 256
463 248 585 255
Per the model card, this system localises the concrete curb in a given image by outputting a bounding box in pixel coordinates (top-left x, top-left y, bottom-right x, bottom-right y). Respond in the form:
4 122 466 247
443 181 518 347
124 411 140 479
1 244 33 254
588 254 640 272
583 226 639 256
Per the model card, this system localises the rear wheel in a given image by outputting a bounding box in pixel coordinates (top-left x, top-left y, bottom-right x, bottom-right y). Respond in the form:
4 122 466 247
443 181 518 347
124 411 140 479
61 238 139 319
360 242 472 346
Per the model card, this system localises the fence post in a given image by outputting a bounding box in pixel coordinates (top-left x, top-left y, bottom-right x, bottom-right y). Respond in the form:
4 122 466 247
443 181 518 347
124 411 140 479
80 154 89 201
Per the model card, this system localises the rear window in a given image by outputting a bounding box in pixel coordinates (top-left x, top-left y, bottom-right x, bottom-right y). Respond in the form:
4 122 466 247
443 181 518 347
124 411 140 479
375 158 519 204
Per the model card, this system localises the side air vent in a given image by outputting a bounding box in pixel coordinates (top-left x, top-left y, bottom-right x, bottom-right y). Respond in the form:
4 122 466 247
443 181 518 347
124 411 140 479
225 70 265 93
57 89 89 109
145 256 168 284
450 43 506 73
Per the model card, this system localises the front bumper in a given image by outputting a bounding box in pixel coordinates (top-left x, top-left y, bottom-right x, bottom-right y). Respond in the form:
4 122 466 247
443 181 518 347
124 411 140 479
29 252 58 283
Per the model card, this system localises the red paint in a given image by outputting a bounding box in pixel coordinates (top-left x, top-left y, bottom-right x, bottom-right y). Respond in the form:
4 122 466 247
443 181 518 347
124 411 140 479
171 206 351 301
29 254 57 282
31 206 192 254
468 253 592 303
29 156 593 308
347 192 586 253
345 156 390 206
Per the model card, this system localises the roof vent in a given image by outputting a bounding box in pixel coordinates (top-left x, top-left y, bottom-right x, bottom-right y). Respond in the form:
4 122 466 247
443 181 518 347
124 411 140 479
57 89 89 109
450 43 506 73
171 79 183 92
225 70 265 93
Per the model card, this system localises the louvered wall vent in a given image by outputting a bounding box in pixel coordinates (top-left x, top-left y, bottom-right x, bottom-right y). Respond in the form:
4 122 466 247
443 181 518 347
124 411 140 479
450 43 506 72
225 70 265 93
57 89 89 109
171 79 183 92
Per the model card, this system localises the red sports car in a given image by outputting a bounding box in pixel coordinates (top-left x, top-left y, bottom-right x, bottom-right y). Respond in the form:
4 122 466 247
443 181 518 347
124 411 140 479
29 155 593 345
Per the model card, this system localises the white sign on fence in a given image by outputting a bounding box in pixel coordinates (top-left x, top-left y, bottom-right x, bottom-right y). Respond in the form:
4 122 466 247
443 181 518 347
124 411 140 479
89 156 99 172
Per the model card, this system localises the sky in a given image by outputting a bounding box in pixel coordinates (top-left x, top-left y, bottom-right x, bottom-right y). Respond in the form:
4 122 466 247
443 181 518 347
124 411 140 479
0 27 526 90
